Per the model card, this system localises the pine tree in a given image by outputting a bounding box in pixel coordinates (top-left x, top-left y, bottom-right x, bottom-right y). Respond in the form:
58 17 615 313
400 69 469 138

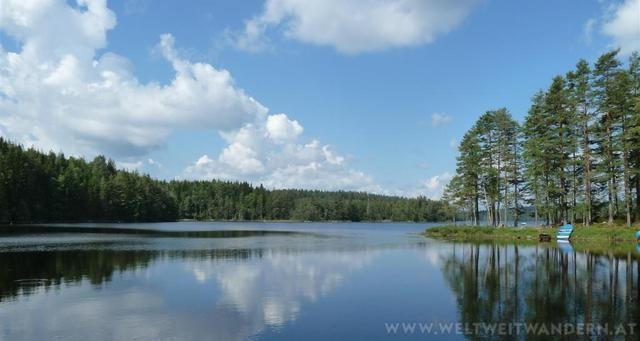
593 50 622 225
566 59 594 225
628 52 640 220
523 91 552 225
456 130 482 225
543 76 574 223
611 69 634 226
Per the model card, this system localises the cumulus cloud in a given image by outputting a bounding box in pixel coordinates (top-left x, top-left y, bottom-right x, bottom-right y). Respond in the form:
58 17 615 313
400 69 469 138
430 113 453 126
232 0 479 54
0 0 267 158
184 115 378 191
383 172 453 199
0 0 378 191
421 172 453 199
265 113 303 143
601 0 640 55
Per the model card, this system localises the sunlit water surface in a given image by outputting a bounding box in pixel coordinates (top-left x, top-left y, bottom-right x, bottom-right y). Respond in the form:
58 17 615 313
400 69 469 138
0 222 638 340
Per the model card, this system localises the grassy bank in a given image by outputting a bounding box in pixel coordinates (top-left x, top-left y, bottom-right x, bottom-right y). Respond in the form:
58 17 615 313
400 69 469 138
424 224 639 242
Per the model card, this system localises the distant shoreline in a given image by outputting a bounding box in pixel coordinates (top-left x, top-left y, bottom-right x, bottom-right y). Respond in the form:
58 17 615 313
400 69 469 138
2 219 442 225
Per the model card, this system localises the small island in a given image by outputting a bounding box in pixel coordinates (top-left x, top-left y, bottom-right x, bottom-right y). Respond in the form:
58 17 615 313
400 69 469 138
424 224 639 242
430 50 640 248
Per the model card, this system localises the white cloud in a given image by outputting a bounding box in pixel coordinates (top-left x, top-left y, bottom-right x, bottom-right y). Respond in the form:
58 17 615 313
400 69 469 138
219 140 265 174
421 172 453 199
430 113 453 126
147 158 162 168
265 113 303 143
233 0 479 54
117 160 144 171
0 0 267 158
383 171 453 199
602 0 640 55
184 116 378 191
0 0 378 192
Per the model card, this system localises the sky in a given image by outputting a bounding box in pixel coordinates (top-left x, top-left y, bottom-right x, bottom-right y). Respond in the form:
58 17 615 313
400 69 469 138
0 0 639 198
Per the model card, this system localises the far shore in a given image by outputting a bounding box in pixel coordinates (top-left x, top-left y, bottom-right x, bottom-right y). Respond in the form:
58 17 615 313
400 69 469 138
2 219 440 226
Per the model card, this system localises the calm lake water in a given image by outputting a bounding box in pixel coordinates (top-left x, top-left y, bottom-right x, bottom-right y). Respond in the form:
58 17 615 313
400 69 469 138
0 222 638 340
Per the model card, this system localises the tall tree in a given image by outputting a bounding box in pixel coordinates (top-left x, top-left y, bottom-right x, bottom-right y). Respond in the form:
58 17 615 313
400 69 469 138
566 59 594 225
543 76 574 223
523 91 554 225
456 130 482 225
628 52 640 219
593 50 622 225
455 109 520 227
612 69 634 226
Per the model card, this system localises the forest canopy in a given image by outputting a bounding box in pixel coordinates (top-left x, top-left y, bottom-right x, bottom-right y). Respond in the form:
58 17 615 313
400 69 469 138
0 138 449 223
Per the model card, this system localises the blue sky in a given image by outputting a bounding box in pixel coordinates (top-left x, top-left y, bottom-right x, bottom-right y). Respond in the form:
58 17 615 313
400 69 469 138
1 0 638 197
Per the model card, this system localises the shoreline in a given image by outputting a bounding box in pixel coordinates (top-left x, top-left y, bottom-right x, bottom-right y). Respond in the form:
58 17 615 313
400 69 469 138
424 224 640 243
2 219 442 226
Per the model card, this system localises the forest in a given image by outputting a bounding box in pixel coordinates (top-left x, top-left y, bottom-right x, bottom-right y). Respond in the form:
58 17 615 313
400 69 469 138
444 50 640 227
0 138 449 223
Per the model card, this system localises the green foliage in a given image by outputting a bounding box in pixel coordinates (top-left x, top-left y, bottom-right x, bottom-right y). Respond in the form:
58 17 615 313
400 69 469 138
0 138 451 223
0 138 178 222
167 180 450 222
425 223 638 241
447 49 640 227
451 109 520 226
424 225 545 241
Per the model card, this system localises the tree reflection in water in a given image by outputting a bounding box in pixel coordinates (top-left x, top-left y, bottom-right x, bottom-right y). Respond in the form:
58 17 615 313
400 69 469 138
440 243 640 339
0 248 262 302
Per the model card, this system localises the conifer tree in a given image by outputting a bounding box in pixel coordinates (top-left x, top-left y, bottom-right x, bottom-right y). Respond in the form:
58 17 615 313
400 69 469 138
566 60 594 225
593 50 622 225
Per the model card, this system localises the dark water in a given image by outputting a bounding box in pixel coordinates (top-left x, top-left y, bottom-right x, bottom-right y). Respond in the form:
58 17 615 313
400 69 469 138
0 222 638 340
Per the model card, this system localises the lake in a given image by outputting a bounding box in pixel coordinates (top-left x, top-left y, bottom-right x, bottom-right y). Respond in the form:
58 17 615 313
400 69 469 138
0 222 638 340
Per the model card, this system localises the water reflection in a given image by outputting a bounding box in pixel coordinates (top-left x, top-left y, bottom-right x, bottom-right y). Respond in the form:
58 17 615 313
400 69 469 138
4 223 639 340
0 249 270 302
192 250 378 339
439 243 640 339
0 241 379 340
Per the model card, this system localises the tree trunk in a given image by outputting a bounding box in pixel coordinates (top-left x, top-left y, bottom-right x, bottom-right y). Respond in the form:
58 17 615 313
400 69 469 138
582 118 592 226
474 190 480 226
608 177 615 225
558 117 568 224
571 150 577 224
636 172 640 219
607 124 615 225
544 173 551 226
504 178 509 227
622 117 632 227
513 181 519 227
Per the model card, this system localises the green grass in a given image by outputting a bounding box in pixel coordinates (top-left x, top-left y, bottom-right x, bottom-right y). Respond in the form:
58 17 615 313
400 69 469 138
424 223 639 242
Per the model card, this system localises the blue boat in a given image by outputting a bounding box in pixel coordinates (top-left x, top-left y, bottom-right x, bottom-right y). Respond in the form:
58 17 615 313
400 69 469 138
557 224 573 240
636 231 640 240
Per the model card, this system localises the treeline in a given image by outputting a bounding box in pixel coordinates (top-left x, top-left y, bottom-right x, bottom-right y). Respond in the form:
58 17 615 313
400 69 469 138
0 138 450 223
168 181 449 222
444 50 640 227
0 138 178 222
